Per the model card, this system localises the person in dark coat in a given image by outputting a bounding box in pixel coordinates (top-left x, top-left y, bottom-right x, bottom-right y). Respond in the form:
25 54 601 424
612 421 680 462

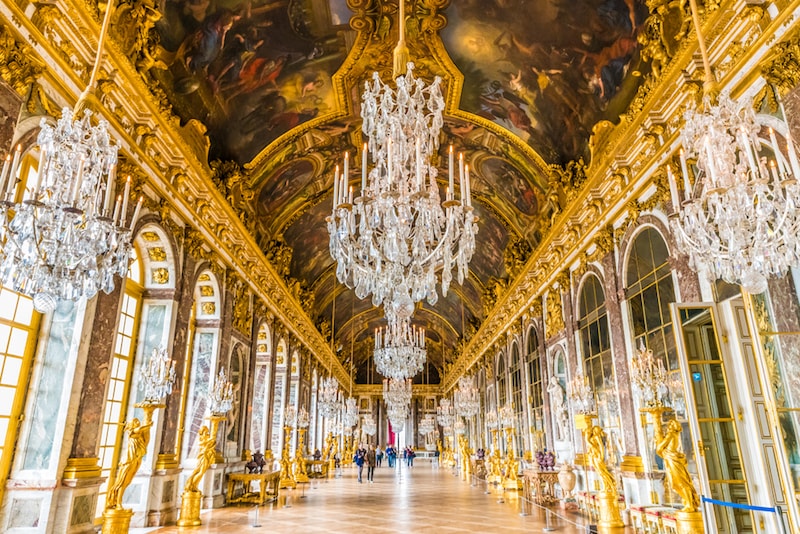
366 444 377 483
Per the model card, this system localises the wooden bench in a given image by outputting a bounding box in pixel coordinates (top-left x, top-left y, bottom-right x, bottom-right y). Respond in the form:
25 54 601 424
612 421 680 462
226 469 281 505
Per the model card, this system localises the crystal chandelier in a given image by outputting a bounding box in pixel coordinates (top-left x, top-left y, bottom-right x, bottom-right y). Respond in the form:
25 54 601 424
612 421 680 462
453 375 480 417
453 418 466 435
284 405 297 427
138 346 175 403
362 414 377 436
296 407 310 429
567 372 594 415
318 376 341 420
374 316 426 379
418 414 436 435
383 377 412 409
0 1 138 313
670 0 800 294
486 410 499 430
387 403 407 432
326 0 476 321
630 344 670 408
436 397 455 429
209 368 234 415
342 396 359 428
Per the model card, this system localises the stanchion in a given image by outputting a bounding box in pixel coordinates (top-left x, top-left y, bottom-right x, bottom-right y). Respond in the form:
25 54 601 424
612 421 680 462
251 505 261 528
471 473 476 487
542 508 555 532
519 495 530 517
283 488 292 509
483 476 490 495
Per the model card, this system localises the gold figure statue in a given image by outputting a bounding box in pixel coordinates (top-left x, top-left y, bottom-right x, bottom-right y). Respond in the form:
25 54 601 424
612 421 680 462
279 425 296 488
656 419 700 512
184 425 217 492
585 425 616 491
293 428 309 483
502 427 521 490
101 403 162 534
487 430 503 483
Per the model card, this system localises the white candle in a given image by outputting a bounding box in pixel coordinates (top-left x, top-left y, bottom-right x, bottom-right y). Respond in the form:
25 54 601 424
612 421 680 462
121 176 131 221
8 144 20 185
770 160 780 184
666 165 679 209
679 149 692 200
348 185 353 204
465 163 471 206
104 163 116 214
462 164 468 205
362 143 367 193
333 164 340 207
112 194 122 225
343 151 349 193
129 196 143 229
455 153 461 200
0 154 10 195
6 145 20 200
449 145 454 193
739 129 759 178
33 149 47 200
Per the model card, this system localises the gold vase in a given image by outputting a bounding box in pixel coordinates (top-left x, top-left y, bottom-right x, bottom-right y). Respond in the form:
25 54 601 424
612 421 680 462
176 490 202 527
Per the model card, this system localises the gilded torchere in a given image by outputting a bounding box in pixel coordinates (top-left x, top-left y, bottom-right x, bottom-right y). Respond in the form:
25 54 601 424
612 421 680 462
101 403 161 534
177 415 225 527
293 427 309 483
501 426 521 490
655 417 704 534
279 425 297 489
487 429 503 484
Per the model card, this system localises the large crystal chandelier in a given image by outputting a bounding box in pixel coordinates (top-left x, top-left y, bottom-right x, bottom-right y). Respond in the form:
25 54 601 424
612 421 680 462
209 368 234 416
498 404 515 430
670 0 800 294
418 414 436 435
383 377 412 408
318 376 341 420
283 405 297 427
453 375 480 417
630 344 670 408
387 403 407 432
374 316 426 379
567 371 594 415
436 397 455 429
326 0 476 321
296 407 310 429
0 1 137 313
362 414 377 436
138 346 175 403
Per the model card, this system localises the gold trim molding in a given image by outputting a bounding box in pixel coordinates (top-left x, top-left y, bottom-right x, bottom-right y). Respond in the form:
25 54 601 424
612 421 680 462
62 457 102 479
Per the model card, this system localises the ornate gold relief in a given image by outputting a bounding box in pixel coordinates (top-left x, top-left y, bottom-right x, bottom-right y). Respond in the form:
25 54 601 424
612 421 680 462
199 286 214 297
198 273 211 282
229 273 253 336
201 302 216 315
112 0 166 72
0 24 44 97
754 31 800 113
142 231 159 242
185 229 212 262
504 233 532 280
148 247 167 262
151 267 169 284
545 290 564 339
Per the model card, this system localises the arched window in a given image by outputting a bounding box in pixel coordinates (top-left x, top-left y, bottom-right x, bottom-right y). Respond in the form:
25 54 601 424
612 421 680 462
496 353 507 408
509 343 524 453
250 323 271 454
578 275 617 431
270 340 288 454
182 269 222 460
625 227 677 370
527 328 543 432
226 343 244 443
96 246 144 513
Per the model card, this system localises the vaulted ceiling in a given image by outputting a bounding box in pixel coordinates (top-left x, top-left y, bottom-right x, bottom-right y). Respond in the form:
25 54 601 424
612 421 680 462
149 0 648 382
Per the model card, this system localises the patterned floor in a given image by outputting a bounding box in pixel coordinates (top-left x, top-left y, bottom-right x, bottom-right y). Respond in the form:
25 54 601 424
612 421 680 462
141 461 612 533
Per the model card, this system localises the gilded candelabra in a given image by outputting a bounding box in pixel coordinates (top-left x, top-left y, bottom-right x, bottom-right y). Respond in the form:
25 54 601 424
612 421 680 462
501 426 521 490
487 429 503 484
101 402 161 534
457 434 471 480
279 425 296 489
293 427 309 483
177 415 225 527
583 422 624 529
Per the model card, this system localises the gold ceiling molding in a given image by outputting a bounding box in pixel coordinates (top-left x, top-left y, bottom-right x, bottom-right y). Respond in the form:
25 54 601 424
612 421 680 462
0 23 45 97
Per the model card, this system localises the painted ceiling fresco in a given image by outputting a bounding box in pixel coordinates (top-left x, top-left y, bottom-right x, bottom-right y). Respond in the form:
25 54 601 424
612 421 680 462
441 0 648 163
141 0 650 382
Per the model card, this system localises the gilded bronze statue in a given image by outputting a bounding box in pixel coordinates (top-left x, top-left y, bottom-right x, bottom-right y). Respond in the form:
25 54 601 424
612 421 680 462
656 418 700 512
106 416 153 509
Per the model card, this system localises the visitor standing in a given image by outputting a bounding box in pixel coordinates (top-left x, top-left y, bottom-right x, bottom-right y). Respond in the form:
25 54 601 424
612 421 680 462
354 445 366 483
387 444 396 467
366 444 377 483
376 445 384 467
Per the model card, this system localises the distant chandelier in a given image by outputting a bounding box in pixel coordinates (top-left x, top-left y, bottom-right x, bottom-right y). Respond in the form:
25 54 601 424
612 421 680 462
387 403 407 432
498 404 515 429
296 407 310 429
0 1 138 313
418 414 435 435
362 414 377 436
630 344 669 408
284 405 297 427
383 377 412 409
318 377 341 420
138 346 175 404
374 316 426 379
567 372 594 415
326 0 476 322
453 375 480 417
436 397 455 429
343 397 359 428
209 368 234 416
454 418 466 435
671 0 800 294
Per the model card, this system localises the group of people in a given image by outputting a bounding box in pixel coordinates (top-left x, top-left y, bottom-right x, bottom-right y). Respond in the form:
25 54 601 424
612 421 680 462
352 444 420 481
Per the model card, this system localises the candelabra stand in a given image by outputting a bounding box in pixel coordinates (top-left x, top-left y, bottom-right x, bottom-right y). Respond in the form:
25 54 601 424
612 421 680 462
279 425 296 489
178 415 225 527
101 402 162 534
579 417 623 529
457 434 471 481
293 427 309 483
487 429 503 484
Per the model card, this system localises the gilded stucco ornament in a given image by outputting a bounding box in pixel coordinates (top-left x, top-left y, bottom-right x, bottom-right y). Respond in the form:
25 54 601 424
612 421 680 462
545 290 564 340
504 233 532 280
754 31 800 113
0 24 44 97
111 0 165 72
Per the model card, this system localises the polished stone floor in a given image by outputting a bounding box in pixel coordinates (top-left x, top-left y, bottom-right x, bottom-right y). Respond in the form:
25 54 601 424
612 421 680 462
141 460 606 533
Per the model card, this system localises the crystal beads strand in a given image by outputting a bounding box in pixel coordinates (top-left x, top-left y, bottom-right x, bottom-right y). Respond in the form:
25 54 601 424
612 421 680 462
629 344 669 408
209 368 234 415
327 63 477 321
436 397 455 429
342 397 359 428
318 377 341 420
671 92 800 294
453 375 480 417
0 109 139 313
373 315 426 379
